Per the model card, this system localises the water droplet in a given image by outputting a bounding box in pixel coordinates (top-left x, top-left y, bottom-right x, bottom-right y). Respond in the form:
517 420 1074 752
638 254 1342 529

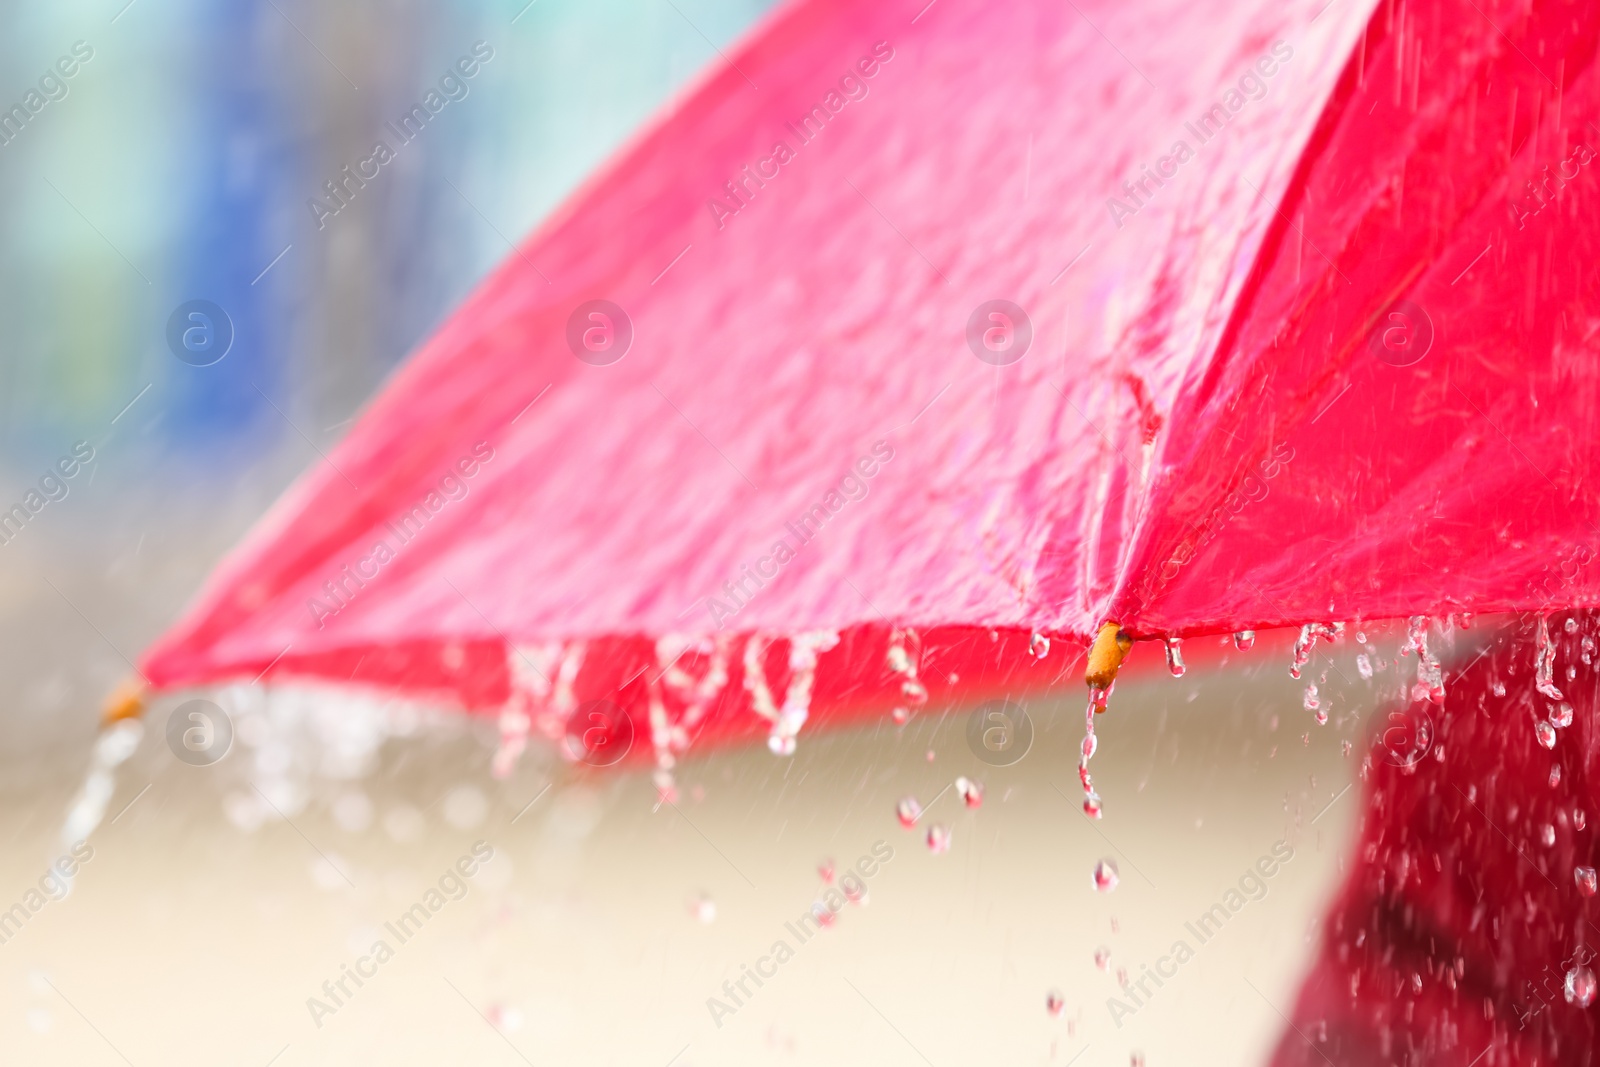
1290 623 1340 679
1551 702 1574 728
1030 632 1051 658
926 823 951 853
955 776 984 808
1116 966 1128 986
1566 617 1580 634
1046 989 1066 1018
768 734 796 757
1543 823 1557 847
1093 858 1120 893
818 859 835 884
1081 732 1098 760
1537 721 1558 749
1164 638 1186 677
1566 966 1597 1007
1131 1054 1145 1067
1551 764 1563 788
691 894 717 923
886 644 911 674
1303 684 1319 710
1578 809 1589 831
1095 945 1111 970
1355 630 1368 644
1576 866 1598 897
1493 680 1507 697
1083 794 1103 819
1315 709 1328 726
1537 615 1565 700
1234 630 1256 651
1342 740 1353 756
1356 654 1373 679
891 706 909 725
895 796 922 828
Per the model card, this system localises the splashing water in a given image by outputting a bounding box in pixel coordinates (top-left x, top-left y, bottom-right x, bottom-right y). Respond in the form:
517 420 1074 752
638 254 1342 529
747 632 839 757
1537 615 1565 700
955 776 984 808
1567 966 1598 1008
926 824 951 853
1405 617 1445 705
1551 702 1574 728
1080 693 1104 818
1356 654 1373 680
1030 632 1050 658
896 796 922 828
59 719 145 865
1164 638 1186 677
1233 630 1255 651
1537 721 1558 750
1577 866 1598 897
1303 684 1319 711
1093 858 1120 893
1290 622 1342 679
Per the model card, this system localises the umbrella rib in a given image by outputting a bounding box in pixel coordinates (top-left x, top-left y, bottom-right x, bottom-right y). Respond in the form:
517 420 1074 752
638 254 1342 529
1237 175 1350 286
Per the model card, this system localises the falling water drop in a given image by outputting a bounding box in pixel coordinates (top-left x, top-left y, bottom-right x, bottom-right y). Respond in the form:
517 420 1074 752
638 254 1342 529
1165 638 1186 677
955 776 984 808
1234 630 1256 651
926 824 951 853
1542 823 1557 847
1566 966 1597 1008
1093 858 1120 893
1083 794 1103 819
1095 946 1112 971
1356 654 1373 680
1315 708 1329 726
691 894 717 924
1303 684 1320 711
1578 810 1589 831
818 859 836 883
902 678 929 705
891 706 909 725
895 796 922 828
1551 702 1574 728
1552 765 1564 788
1537 615 1565 700
1576 866 1598 897
1046 990 1066 1018
1030 632 1051 658
1082 732 1098 761
1290 623 1340 679
1537 722 1558 750
1567 618 1581 634
768 734 796 757
1342 740 1353 756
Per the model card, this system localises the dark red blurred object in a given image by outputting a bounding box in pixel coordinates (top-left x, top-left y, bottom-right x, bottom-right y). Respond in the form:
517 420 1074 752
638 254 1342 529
1273 616 1600 1066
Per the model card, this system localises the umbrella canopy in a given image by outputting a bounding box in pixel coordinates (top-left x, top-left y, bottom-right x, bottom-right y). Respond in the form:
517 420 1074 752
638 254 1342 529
138 0 1600 755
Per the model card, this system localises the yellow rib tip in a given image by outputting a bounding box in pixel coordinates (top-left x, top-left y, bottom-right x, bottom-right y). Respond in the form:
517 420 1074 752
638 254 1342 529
101 677 148 727
1085 622 1131 692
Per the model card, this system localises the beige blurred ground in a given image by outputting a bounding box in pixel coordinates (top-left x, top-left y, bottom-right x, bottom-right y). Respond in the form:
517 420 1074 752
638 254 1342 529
0 639 1365 1067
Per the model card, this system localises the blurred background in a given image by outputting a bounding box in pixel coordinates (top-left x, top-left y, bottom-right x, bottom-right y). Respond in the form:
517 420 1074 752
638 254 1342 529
0 2 1367 1063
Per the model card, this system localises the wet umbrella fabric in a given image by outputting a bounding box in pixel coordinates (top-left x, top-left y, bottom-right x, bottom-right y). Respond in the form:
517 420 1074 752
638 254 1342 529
140 0 1600 750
